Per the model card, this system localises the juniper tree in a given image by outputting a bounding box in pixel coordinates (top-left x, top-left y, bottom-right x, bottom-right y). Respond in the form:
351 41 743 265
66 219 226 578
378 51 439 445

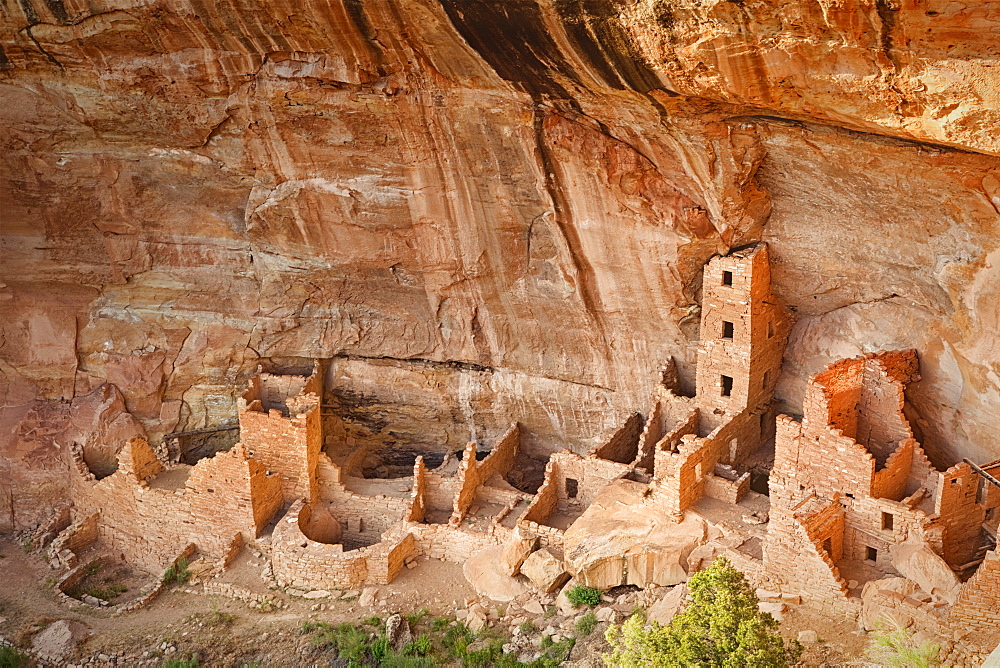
604 557 799 667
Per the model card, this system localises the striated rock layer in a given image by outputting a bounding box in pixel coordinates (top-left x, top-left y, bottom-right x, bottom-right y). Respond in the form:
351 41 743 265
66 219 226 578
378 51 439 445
2 0 1000 530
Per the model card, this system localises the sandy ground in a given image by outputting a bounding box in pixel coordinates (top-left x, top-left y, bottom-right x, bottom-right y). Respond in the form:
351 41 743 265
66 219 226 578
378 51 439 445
0 538 875 666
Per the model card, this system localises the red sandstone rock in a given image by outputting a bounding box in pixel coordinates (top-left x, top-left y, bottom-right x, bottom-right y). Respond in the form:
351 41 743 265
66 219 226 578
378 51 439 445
4 0 1000 528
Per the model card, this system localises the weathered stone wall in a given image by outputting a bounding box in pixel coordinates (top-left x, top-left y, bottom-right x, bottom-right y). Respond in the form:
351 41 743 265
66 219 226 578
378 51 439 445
72 438 274 571
407 457 427 523
950 550 1000 651
935 462 987 569
703 471 749 505
448 422 521 523
238 399 320 504
590 413 643 464
271 500 416 589
764 495 856 617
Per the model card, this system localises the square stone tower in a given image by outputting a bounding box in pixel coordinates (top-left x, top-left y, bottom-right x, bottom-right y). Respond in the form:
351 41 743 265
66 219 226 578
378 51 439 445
694 243 788 417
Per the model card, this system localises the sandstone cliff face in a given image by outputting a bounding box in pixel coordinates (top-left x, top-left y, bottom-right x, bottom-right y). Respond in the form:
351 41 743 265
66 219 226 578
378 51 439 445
2 0 1000 530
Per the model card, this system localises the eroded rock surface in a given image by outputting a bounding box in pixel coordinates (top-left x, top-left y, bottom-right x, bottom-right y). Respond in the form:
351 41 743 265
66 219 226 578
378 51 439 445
563 479 706 589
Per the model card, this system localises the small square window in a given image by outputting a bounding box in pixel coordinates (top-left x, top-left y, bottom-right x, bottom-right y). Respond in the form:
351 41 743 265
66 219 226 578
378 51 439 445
722 321 734 339
722 270 733 286
721 375 733 397
865 546 878 562
882 512 894 531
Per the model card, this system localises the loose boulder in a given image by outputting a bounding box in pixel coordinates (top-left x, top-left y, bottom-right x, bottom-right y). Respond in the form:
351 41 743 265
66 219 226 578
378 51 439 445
501 529 538 577
647 584 688 625
890 539 961 603
31 620 91 662
521 549 570 593
860 577 920 631
385 614 412 651
464 545 530 601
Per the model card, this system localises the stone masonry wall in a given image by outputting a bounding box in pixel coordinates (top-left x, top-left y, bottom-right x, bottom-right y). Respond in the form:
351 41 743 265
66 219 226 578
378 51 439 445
72 438 272 571
764 494 855 618
520 458 559 527
949 550 1000 651
270 500 416 589
703 471 750 505
936 462 987 569
871 439 916 502
408 456 427 523
591 413 643 464
239 401 319 504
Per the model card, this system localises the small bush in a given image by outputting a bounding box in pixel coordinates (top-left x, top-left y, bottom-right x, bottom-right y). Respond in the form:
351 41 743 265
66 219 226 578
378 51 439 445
206 610 237 627
442 623 473 655
866 623 941 667
566 585 602 607
405 608 429 626
163 558 192 585
519 620 536 634
0 646 29 668
162 657 200 668
405 634 432 656
431 617 451 631
575 612 597 637
370 635 390 663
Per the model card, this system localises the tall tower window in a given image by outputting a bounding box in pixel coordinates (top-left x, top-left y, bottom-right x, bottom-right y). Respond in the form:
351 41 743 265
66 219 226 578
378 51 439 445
721 375 733 397
722 321 734 339
767 321 775 338
722 270 733 286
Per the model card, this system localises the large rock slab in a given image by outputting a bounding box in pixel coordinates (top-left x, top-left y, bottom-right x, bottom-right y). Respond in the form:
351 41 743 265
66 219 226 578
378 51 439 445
563 479 707 589
860 577 921 631
520 549 569 593
464 546 529 602
647 584 688 626
501 528 538 577
31 620 91 662
890 539 961 603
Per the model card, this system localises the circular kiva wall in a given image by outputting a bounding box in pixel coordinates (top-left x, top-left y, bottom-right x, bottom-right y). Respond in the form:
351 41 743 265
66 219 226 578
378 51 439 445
297 503 343 545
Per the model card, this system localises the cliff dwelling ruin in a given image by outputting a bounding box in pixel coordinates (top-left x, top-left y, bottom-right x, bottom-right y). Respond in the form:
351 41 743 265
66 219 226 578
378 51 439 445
11 243 999 665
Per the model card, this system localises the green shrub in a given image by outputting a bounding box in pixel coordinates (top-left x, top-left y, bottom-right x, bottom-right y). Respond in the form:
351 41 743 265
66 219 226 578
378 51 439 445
370 635 390 663
162 657 200 668
866 623 941 667
404 634 432 656
519 620 537 634
405 608 429 626
163 558 192 585
604 557 800 667
566 585 602 607
575 612 597 637
0 646 29 668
